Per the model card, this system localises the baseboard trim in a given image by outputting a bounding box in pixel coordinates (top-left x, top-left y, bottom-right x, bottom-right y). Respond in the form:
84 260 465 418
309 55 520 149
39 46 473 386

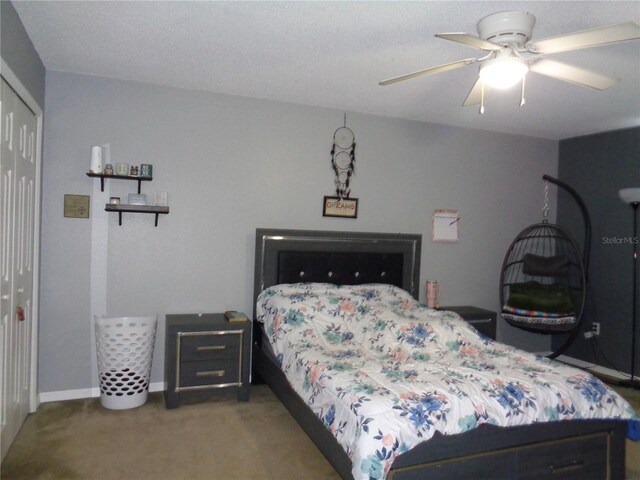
37 356 630 402
39 382 166 403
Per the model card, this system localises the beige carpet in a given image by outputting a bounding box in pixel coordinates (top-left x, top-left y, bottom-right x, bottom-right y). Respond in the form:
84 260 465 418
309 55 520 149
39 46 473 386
2 384 639 480
1 386 338 480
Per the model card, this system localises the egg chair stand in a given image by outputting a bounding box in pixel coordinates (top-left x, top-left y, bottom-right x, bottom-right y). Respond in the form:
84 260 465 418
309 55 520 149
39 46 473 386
500 175 591 359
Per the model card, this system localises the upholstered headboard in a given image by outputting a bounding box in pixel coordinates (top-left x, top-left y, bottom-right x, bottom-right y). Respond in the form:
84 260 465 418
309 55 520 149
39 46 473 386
253 228 422 316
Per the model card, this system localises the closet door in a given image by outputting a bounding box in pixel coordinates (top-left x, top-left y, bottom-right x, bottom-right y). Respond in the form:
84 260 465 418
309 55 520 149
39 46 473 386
0 77 37 460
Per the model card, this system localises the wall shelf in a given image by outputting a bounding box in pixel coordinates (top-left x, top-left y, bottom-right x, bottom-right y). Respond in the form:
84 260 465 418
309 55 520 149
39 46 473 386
87 172 152 194
105 204 169 227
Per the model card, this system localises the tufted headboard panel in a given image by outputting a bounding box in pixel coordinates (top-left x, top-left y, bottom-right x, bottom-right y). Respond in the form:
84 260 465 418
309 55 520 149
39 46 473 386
277 251 404 288
253 228 421 317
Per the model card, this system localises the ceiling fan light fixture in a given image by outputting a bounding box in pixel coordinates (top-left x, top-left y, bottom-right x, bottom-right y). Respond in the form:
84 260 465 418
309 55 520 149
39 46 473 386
479 57 528 89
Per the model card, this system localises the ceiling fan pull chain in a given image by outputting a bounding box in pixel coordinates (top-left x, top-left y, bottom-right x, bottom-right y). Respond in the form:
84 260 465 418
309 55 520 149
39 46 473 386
520 75 527 107
479 81 486 114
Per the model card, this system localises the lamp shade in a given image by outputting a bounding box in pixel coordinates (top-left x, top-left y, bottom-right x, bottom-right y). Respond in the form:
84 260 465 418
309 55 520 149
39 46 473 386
619 187 640 204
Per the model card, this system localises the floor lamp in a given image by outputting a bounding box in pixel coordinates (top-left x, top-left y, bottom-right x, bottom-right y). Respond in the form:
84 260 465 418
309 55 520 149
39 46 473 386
619 187 640 389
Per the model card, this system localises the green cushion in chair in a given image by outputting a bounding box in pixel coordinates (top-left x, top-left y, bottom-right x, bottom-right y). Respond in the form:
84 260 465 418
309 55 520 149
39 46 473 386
507 281 575 314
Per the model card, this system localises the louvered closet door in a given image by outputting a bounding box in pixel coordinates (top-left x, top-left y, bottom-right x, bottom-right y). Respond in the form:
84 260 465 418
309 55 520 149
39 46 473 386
0 77 37 461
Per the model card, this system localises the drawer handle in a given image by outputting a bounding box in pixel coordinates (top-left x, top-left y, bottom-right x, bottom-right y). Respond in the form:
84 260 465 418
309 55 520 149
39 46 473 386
196 345 226 351
196 370 225 377
550 460 584 474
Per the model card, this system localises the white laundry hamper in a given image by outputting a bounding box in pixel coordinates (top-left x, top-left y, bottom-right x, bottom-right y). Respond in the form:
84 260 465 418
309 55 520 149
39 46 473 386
94 315 158 410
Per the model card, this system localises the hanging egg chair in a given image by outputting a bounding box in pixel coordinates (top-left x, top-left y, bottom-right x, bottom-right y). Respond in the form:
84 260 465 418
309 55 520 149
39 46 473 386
499 175 591 359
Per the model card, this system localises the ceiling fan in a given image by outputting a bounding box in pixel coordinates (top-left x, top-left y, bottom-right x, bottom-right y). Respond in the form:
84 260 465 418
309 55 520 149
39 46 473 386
379 11 640 112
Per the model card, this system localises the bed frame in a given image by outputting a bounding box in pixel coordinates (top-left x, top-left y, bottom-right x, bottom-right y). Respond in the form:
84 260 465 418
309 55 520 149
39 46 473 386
252 228 627 480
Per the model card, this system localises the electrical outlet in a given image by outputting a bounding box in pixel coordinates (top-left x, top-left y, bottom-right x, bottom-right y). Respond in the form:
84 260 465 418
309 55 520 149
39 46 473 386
591 322 601 336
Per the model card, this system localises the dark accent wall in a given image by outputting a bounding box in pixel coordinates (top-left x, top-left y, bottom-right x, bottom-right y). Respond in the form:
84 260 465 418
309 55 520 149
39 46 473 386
557 127 640 375
1 0 46 108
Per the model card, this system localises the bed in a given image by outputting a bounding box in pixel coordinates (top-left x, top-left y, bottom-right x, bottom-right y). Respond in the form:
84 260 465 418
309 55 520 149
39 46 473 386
252 228 634 480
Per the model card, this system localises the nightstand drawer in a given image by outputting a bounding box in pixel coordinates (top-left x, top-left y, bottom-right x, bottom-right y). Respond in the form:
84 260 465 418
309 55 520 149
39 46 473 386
179 331 241 361
179 358 240 388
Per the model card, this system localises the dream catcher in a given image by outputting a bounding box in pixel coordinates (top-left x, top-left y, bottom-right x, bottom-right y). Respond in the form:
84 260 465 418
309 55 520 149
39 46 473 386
331 116 356 199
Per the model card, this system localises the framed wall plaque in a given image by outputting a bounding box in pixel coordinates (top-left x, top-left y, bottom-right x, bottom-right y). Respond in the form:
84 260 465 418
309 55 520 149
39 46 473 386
64 194 90 218
323 196 358 219
432 209 459 242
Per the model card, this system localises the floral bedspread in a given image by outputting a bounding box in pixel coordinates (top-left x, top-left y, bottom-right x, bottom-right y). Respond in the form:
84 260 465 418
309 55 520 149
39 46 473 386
256 283 637 480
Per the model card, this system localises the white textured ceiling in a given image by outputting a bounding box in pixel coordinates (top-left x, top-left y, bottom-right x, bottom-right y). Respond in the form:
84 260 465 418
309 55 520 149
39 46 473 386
12 1 640 140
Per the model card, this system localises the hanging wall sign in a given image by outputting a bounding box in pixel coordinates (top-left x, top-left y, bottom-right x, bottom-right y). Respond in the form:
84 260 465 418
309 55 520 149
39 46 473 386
323 196 358 218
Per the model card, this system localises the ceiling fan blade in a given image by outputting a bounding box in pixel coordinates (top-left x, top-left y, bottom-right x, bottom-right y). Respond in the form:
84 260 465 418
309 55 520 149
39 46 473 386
527 21 640 54
379 58 477 86
462 77 487 106
529 59 618 90
435 33 503 51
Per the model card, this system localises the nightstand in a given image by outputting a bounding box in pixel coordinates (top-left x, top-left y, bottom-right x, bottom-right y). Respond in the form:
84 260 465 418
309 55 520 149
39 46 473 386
164 313 251 409
441 306 497 340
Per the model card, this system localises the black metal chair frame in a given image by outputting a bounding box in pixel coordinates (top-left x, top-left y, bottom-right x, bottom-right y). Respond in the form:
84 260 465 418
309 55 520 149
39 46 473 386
499 175 591 358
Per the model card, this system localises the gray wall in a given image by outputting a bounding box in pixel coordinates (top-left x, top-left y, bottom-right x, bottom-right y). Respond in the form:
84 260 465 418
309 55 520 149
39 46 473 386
39 71 558 394
0 0 45 108
557 127 640 374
